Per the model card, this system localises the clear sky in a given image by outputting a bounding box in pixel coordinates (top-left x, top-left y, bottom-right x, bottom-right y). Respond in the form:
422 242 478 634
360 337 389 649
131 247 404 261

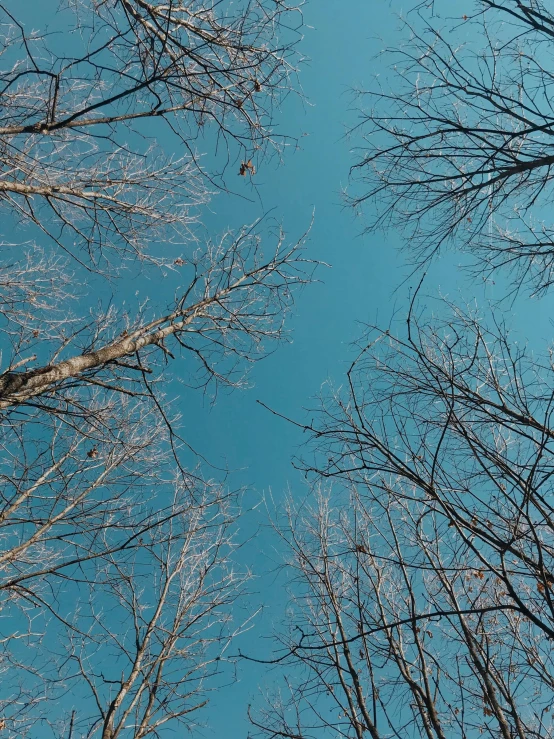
179 2 554 735
191 2 554 734
9 1 554 736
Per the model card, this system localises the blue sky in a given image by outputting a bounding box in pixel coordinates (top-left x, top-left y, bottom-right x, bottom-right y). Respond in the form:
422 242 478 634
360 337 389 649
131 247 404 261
149 4 409 733
9 1 554 735
193 2 554 733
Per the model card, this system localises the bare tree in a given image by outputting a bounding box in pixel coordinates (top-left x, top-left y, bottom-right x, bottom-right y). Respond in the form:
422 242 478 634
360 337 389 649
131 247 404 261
0 222 312 412
0 394 246 737
350 0 554 295
0 0 304 265
251 299 554 738
0 221 312 735
0 2 310 735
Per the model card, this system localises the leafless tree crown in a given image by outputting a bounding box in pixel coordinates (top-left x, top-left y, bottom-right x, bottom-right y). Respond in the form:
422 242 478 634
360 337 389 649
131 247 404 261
351 0 554 294
0 1 310 736
0 0 303 265
252 301 554 738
